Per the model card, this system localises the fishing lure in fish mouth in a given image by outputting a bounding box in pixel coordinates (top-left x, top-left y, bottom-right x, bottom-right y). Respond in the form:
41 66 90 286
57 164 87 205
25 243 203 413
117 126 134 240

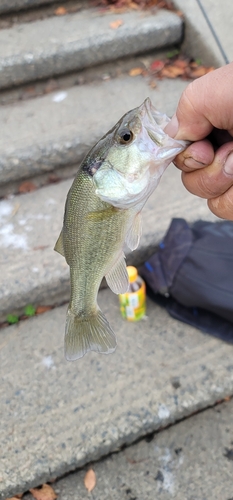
54 97 189 361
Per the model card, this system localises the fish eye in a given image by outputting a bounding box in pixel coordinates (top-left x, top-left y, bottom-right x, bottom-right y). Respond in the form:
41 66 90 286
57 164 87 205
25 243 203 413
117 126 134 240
118 129 134 145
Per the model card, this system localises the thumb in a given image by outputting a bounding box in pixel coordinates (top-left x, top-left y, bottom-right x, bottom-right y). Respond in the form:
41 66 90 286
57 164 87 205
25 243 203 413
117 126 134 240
165 63 233 141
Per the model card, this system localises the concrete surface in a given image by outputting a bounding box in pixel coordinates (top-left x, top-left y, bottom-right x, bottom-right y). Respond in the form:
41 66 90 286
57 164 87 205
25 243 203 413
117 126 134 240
0 76 189 190
201 0 233 64
1 290 233 498
0 0 56 14
41 400 233 500
0 8 182 89
174 0 228 67
0 162 216 321
1 2 233 498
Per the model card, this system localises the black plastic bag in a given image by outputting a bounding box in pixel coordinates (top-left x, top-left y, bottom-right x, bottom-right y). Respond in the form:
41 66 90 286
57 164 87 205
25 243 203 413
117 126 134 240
140 218 233 342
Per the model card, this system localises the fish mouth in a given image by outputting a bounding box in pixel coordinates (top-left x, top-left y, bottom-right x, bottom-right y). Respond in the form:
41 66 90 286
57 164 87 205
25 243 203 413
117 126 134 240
138 97 170 146
96 160 142 185
84 159 103 177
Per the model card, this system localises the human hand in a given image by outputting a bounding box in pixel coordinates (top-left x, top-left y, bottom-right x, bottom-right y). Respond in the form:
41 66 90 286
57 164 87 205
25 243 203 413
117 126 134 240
165 63 233 220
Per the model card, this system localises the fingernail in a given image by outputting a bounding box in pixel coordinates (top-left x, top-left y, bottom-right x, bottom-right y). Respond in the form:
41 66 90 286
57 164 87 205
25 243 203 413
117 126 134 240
184 157 207 170
164 114 179 138
224 152 233 175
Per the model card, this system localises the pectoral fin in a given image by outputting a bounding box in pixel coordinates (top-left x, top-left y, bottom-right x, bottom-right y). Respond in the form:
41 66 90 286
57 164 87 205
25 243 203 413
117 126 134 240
54 229 65 256
105 251 129 294
125 213 142 250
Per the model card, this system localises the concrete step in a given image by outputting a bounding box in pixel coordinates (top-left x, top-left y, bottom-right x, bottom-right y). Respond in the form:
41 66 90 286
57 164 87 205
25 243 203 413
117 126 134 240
0 152 216 322
0 7 182 90
0 75 189 195
0 0 57 15
174 0 230 67
34 399 233 500
1 290 233 498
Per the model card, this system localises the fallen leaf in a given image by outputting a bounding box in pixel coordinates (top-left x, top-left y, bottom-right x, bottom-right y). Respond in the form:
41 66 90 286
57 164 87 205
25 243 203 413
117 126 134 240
150 60 164 72
189 65 214 78
189 61 199 69
172 59 188 69
128 1 140 8
108 6 126 14
19 181 36 193
129 67 143 76
48 173 60 183
54 6 67 15
30 484 57 500
109 19 123 29
94 0 177 12
84 469 96 492
160 65 185 78
149 80 157 88
6 495 23 500
36 305 53 315
148 53 215 83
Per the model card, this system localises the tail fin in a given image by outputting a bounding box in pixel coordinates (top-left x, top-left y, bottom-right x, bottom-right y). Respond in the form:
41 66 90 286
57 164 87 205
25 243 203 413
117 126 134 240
65 308 117 361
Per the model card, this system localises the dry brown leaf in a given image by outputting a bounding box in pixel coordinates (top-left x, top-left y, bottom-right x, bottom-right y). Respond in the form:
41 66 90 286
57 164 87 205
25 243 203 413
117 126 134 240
160 65 185 78
109 19 123 29
6 496 23 500
94 0 177 12
18 181 36 193
36 305 53 315
84 469 96 492
128 1 140 8
129 67 143 76
172 59 188 69
48 173 60 183
108 6 126 13
55 6 67 15
30 484 57 500
189 66 214 78
189 61 199 69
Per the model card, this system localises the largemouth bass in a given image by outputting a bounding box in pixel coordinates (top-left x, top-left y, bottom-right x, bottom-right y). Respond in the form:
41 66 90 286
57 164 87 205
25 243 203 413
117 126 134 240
55 98 187 360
